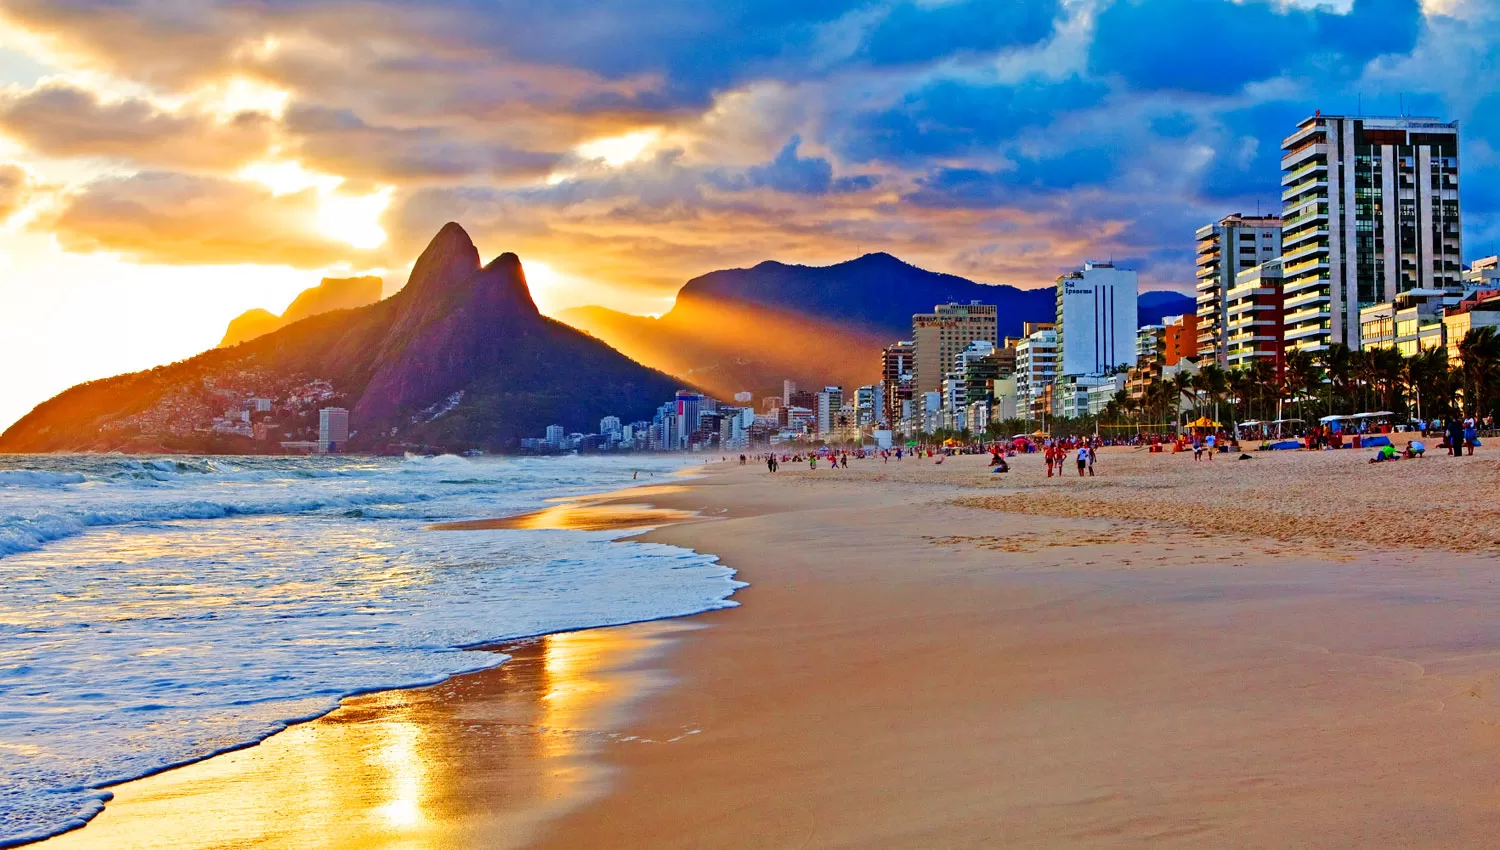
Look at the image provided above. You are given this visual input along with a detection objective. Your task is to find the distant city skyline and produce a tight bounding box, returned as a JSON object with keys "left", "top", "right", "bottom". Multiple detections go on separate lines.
{"left": 4, "top": 0, "right": 1500, "bottom": 431}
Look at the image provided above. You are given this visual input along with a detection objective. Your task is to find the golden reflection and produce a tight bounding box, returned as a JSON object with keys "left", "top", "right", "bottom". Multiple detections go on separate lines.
{"left": 428, "top": 502, "right": 696, "bottom": 533}
{"left": 36, "top": 621, "right": 686, "bottom": 850}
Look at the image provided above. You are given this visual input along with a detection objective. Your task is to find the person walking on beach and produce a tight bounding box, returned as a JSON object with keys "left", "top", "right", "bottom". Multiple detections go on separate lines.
{"left": 1075, "top": 444, "right": 1090, "bottom": 477}
{"left": 1464, "top": 419, "right": 1478, "bottom": 456}
{"left": 1205, "top": 432, "right": 1216, "bottom": 460}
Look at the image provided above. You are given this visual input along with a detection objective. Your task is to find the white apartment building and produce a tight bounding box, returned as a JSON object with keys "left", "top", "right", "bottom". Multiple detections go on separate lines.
{"left": 1280, "top": 114, "right": 1461, "bottom": 352}
{"left": 1014, "top": 326, "right": 1057, "bottom": 419}
{"left": 1195, "top": 214, "right": 1283, "bottom": 363}
{"left": 1055, "top": 262, "right": 1137, "bottom": 377}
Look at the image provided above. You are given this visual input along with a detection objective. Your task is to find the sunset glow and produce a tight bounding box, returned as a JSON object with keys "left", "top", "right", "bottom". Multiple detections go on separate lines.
{"left": 1, "top": 0, "right": 1499, "bottom": 432}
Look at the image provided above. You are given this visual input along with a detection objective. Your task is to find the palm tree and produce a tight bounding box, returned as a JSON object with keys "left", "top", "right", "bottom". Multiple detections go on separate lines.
{"left": 1282, "top": 349, "right": 1322, "bottom": 422}
{"left": 1170, "top": 371, "right": 1193, "bottom": 427}
{"left": 1321, "top": 342, "right": 1353, "bottom": 416}
{"left": 1403, "top": 346, "right": 1450, "bottom": 422}
{"left": 1198, "top": 363, "right": 1229, "bottom": 424}
{"left": 1457, "top": 326, "right": 1500, "bottom": 420}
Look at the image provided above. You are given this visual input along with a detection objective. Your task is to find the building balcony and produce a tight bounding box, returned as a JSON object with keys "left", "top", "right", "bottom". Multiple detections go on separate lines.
{"left": 1282, "top": 224, "right": 1328, "bottom": 248}
{"left": 1280, "top": 142, "right": 1327, "bottom": 171}
{"left": 1285, "top": 327, "right": 1332, "bottom": 346}
{"left": 1284, "top": 287, "right": 1331, "bottom": 310}
{"left": 1284, "top": 256, "right": 1329, "bottom": 278}
{"left": 1282, "top": 178, "right": 1327, "bottom": 203}
{"left": 1282, "top": 197, "right": 1327, "bottom": 222}
{"left": 1281, "top": 160, "right": 1328, "bottom": 186}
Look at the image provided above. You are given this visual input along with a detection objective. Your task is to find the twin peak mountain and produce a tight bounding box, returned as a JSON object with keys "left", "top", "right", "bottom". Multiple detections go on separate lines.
{"left": 0, "top": 223, "right": 1192, "bottom": 452}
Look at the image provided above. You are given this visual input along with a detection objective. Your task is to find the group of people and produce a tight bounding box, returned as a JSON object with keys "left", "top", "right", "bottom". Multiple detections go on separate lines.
{"left": 1041, "top": 436, "right": 1099, "bottom": 478}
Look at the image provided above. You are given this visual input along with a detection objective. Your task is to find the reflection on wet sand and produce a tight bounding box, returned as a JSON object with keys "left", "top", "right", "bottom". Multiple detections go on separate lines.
{"left": 429, "top": 502, "right": 697, "bottom": 533}
{"left": 39, "top": 621, "right": 695, "bottom": 850}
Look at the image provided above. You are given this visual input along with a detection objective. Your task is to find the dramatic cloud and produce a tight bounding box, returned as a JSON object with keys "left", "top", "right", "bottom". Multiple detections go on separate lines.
{"left": 0, "top": 81, "right": 276, "bottom": 171}
{"left": 1089, "top": 0, "right": 1423, "bottom": 95}
{"left": 0, "top": 0, "right": 1496, "bottom": 295}
{"left": 44, "top": 171, "right": 386, "bottom": 268}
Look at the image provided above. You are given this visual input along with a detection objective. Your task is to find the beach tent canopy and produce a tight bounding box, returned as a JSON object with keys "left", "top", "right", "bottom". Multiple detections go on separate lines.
{"left": 1187, "top": 416, "right": 1221, "bottom": 428}
{"left": 1031, "top": 430, "right": 1049, "bottom": 437}
{"left": 1317, "top": 414, "right": 1346, "bottom": 423}
{"left": 905, "top": 440, "right": 918, "bottom": 446}
{"left": 1240, "top": 420, "right": 1262, "bottom": 427}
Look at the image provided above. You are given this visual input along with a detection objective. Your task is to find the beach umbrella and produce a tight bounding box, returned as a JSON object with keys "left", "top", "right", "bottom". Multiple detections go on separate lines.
{"left": 1031, "top": 429, "right": 1048, "bottom": 437}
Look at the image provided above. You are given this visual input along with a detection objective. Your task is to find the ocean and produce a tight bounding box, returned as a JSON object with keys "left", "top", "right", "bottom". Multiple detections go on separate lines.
{"left": 0, "top": 453, "right": 742, "bottom": 846}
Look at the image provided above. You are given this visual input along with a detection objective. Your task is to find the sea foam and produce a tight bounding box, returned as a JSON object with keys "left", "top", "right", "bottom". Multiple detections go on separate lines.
{"left": 0, "top": 454, "right": 740, "bottom": 846}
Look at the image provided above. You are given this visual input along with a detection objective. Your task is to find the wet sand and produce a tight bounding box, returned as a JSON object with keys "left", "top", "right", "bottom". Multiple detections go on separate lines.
{"left": 428, "top": 502, "right": 697, "bottom": 533}
{"left": 38, "top": 621, "right": 701, "bottom": 850}
{"left": 35, "top": 449, "right": 1500, "bottom": 848}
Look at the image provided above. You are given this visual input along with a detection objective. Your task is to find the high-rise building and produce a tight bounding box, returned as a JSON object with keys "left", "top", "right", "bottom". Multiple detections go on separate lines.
{"left": 544, "top": 424, "right": 565, "bottom": 447}
{"left": 318, "top": 407, "right": 349, "bottom": 452}
{"left": 1014, "top": 324, "right": 1056, "bottom": 420}
{"left": 911, "top": 302, "right": 998, "bottom": 394}
{"left": 1224, "top": 260, "right": 1286, "bottom": 372}
{"left": 1055, "top": 262, "right": 1137, "bottom": 377}
{"left": 599, "top": 415, "right": 623, "bottom": 443}
{"left": 782, "top": 379, "right": 797, "bottom": 406}
{"left": 673, "top": 391, "right": 702, "bottom": 449}
{"left": 1195, "top": 214, "right": 1283, "bottom": 363}
{"left": 816, "top": 386, "right": 843, "bottom": 436}
{"left": 880, "top": 340, "right": 915, "bottom": 428}
{"left": 1280, "top": 113, "right": 1461, "bottom": 352}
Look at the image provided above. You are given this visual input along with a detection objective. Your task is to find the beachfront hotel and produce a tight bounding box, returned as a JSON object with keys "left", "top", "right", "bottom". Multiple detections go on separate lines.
{"left": 1054, "top": 262, "right": 1137, "bottom": 378}
{"left": 1280, "top": 113, "right": 1462, "bottom": 353}
{"left": 911, "top": 302, "right": 999, "bottom": 395}
{"left": 1195, "top": 214, "right": 1283, "bottom": 364}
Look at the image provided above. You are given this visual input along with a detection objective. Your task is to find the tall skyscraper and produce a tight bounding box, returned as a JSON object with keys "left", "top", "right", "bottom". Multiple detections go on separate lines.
{"left": 1280, "top": 113, "right": 1461, "bottom": 352}
{"left": 911, "top": 302, "right": 998, "bottom": 395}
{"left": 1195, "top": 214, "right": 1282, "bottom": 363}
{"left": 1055, "top": 263, "right": 1137, "bottom": 377}
{"left": 318, "top": 407, "right": 349, "bottom": 452}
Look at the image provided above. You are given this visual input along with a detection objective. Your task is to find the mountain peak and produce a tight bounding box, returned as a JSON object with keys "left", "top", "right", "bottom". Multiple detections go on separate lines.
{"left": 401, "top": 222, "right": 481, "bottom": 303}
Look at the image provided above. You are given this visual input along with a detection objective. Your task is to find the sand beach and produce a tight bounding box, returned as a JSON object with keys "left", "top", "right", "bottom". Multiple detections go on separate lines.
{"left": 36, "top": 446, "right": 1500, "bottom": 848}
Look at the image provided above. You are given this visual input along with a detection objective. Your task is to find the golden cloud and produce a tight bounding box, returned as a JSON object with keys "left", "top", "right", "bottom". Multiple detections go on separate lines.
{"left": 41, "top": 171, "right": 387, "bottom": 268}
{"left": 0, "top": 81, "right": 277, "bottom": 171}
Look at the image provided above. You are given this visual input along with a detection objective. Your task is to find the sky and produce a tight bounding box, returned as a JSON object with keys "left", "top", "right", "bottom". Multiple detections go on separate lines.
{"left": 1, "top": 0, "right": 1499, "bottom": 431}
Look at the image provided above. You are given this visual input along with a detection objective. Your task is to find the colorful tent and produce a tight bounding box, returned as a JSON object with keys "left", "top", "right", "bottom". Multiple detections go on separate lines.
{"left": 1187, "top": 416, "right": 1221, "bottom": 428}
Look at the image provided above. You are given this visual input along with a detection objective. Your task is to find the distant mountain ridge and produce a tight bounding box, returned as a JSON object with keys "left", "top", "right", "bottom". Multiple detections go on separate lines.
{"left": 1, "top": 224, "right": 684, "bottom": 453}
{"left": 559, "top": 253, "right": 1193, "bottom": 398}
{"left": 219, "top": 276, "right": 383, "bottom": 347}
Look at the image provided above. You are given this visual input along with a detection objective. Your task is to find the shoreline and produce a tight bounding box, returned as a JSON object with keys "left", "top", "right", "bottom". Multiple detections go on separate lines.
{"left": 32, "top": 448, "right": 1500, "bottom": 847}
{"left": 21, "top": 471, "right": 732, "bottom": 849}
